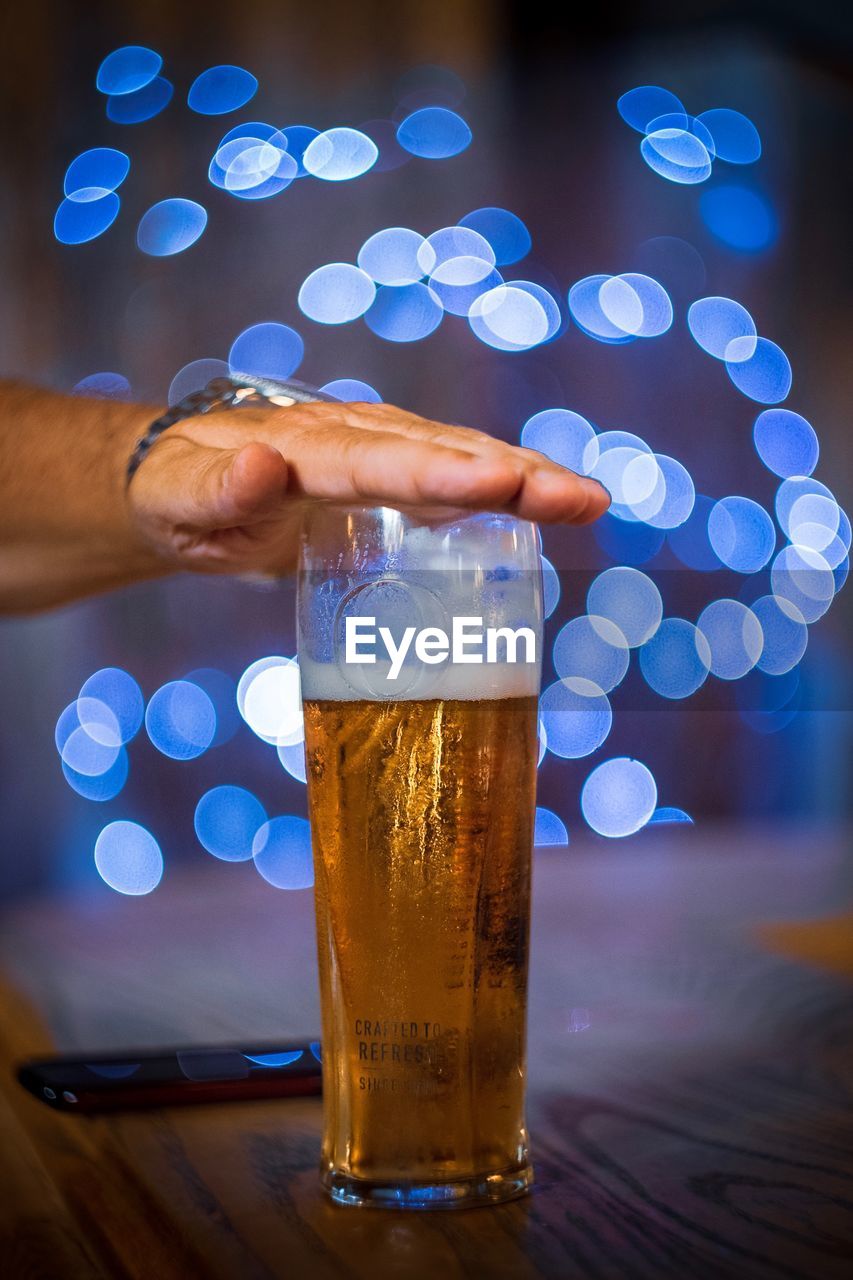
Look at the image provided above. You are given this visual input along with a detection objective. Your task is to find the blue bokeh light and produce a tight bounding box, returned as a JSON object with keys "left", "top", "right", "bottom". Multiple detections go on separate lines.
{"left": 539, "top": 678, "right": 612, "bottom": 759}
{"left": 298, "top": 264, "right": 376, "bottom": 324}
{"left": 726, "top": 337, "right": 792, "bottom": 404}
{"left": 598, "top": 273, "right": 673, "bottom": 338}
{"left": 237, "top": 657, "right": 303, "bottom": 746}
{"left": 687, "top": 296, "right": 757, "bottom": 361}
{"left": 319, "top": 378, "right": 381, "bottom": 403}
{"left": 568, "top": 275, "right": 635, "bottom": 345}
{"left": 253, "top": 816, "right": 314, "bottom": 889}
{"left": 79, "top": 668, "right": 144, "bottom": 744}
{"left": 668, "top": 494, "right": 721, "bottom": 571}
{"left": 137, "top": 199, "right": 207, "bottom": 257}
{"left": 245, "top": 1051, "right": 304, "bottom": 1068}
{"left": 707, "top": 496, "right": 776, "bottom": 573}
{"left": 419, "top": 226, "right": 493, "bottom": 274}
{"left": 145, "top": 681, "right": 216, "bottom": 760}
{"left": 770, "top": 544, "right": 835, "bottom": 624}
{"left": 194, "top": 786, "right": 267, "bottom": 862}
{"left": 469, "top": 285, "right": 549, "bottom": 351}
{"left": 458, "top": 207, "right": 531, "bottom": 266}
{"left": 521, "top": 409, "right": 597, "bottom": 474}
{"left": 534, "top": 807, "right": 569, "bottom": 847}
{"left": 229, "top": 322, "right": 304, "bottom": 379}
{"left": 581, "top": 757, "right": 658, "bottom": 838}
{"left": 188, "top": 65, "right": 258, "bottom": 115}
{"left": 303, "top": 129, "right": 378, "bottom": 181}
{"left": 62, "top": 750, "right": 128, "bottom": 802}
{"left": 750, "top": 594, "right": 808, "bottom": 675}
{"left": 73, "top": 372, "right": 131, "bottom": 400}
{"left": 96, "top": 46, "right": 162, "bottom": 96}
{"left": 509, "top": 281, "right": 561, "bottom": 342}
{"left": 541, "top": 555, "right": 561, "bottom": 619}
{"left": 648, "top": 807, "right": 694, "bottom": 825}
{"left": 168, "top": 358, "right": 230, "bottom": 407}
{"left": 277, "top": 739, "right": 307, "bottom": 783}
{"left": 640, "top": 130, "right": 712, "bottom": 184}
{"left": 209, "top": 137, "right": 297, "bottom": 200}
{"left": 645, "top": 455, "right": 695, "bottom": 529}
{"left": 553, "top": 615, "right": 630, "bottom": 694}
{"left": 429, "top": 260, "right": 501, "bottom": 317}
{"left": 700, "top": 186, "right": 777, "bottom": 253}
{"left": 60, "top": 722, "right": 120, "bottom": 776}
{"left": 107, "top": 76, "right": 173, "bottom": 124}
{"left": 696, "top": 109, "right": 761, "bottom": 164}
{"left": 639, "top": 618, "right": 711, "bottom": 699}
{"left": 365, "top": 283, "right": 443, "bottom": 342}
{"left": 94, "top": 821, "right": 163, "bottom": 895}
{"left": 273, "top": 125, "right": 320, "bottom": 177}
{"left": 185, "top": 668, "right": 240, "bottom": 747}
{"left": 65, "top": 149, "right": 129, "bottom": 198}
{"left": 753, "top": 409, "right": 819, "bottom": 478}
{"left": 54, "top": 193, "right": 120, "bottom": 245}
{"left": 396, "top": 107, "right": 472, "bottom": 158}
{"left": 594, "top": 512, "right": 666, "bottom": 565}
{"left": 775, "top": 476, "right": 835, "bottom": 540}
{"left": 586, "top": 567, "right": 662, "bottom": 647}
{"left": 617, "top": 85, "right": 685, "bottom": 133}
{"left": 358, "top": 227, "right": 429, "bottom": 285}
{"left": 645, "top": 112, "right": 716, "bottom": 157}
{"left": 697, "top": 599, "right": 764, "bottom": 679}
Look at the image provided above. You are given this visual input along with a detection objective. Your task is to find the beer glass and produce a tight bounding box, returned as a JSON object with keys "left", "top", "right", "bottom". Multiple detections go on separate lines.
{"left": 297, "top": 505, "right": 543, "bottom": 1209}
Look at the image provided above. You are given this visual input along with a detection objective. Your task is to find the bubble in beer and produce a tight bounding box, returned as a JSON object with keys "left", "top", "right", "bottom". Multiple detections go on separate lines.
{"left": 107, "top": 76, "right": 173, "bottom": 124}
{"left": 581, "top": 757, "right": 657, "bottom": 837}
{"left": 188, "top": 65, "right": 258, "bottom": 115}
{"left": 137, "top": 199, "right": 207, "bottom": 257}
{"left": 534, "top": 807, "right": 569, "bottom": 846}
{"left": 396, "top": 107, "right": 472, "bottom": 158}
{"left": 194, "top": 786, "right": 267, "bottom": 862}
{"left": 96, "top": 46, "right": 162, "bottom": 96}
{"left": 253, "top": 816, "right": 314, "bottom": 889}
{"left": 94, "top": 821, "right": 163, "bottom": 895}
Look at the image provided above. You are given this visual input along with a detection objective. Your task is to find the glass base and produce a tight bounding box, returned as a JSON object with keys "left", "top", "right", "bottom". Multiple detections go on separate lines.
{"left": 322, "top": 1163, "right": 533, "bottom": 1210}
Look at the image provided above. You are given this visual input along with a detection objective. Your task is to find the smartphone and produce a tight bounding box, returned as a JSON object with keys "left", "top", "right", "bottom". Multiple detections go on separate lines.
{"left": 17, "top": 1039, "right": 322, "bottom": 1113}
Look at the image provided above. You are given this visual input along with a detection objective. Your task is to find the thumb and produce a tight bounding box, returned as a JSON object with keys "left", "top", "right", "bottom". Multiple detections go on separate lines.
{"left": 131, "top": 436, "right": 290, "bottom": 530}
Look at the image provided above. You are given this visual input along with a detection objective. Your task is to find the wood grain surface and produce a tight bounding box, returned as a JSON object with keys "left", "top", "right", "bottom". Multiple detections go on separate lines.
{"left": 1, "top": 826, "right": 852, "bottom": 1279}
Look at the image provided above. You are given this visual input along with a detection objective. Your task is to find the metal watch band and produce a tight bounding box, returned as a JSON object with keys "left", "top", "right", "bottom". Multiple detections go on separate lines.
{"left": 125, "top": 374, "right": 337, "bottom": 487}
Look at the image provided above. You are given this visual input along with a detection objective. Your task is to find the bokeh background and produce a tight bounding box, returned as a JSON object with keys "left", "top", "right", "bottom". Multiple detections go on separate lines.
{"left": 0, "top": 0, "right": 850, "bottom": 900}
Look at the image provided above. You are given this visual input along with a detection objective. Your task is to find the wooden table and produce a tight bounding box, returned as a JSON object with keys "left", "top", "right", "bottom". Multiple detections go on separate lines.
{"left": 1, "top": 826, "right": 852, "bottom": 1279}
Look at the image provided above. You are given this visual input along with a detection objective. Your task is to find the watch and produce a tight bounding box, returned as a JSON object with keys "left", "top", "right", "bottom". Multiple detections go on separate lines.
{"left": 126, "top": 373, "right": 338, "bottom": 487}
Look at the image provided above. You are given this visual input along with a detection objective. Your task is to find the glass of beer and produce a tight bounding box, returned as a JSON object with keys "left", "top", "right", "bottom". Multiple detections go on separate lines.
{"left": 297, "top": 505, "right": 543, "bottom": 1209}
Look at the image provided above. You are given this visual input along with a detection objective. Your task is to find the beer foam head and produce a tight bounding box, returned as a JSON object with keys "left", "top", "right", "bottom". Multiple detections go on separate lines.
{"left": 298, "top": 651, "right": 540, "bottom": 701}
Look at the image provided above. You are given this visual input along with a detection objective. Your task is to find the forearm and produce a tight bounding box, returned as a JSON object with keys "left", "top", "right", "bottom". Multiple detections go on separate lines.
{"left": 0, "top": 381, "right": 170, "bottom": 612}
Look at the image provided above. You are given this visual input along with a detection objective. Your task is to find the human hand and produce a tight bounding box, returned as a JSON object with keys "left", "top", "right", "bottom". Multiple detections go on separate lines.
{"left": 128, "top": 400, "right": 609, "bottom": 574}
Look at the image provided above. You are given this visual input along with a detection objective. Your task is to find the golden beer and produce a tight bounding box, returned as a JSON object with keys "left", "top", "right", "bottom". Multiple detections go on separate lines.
{"left": 303, "top": 693, "right": 538, "bottom": 1205}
